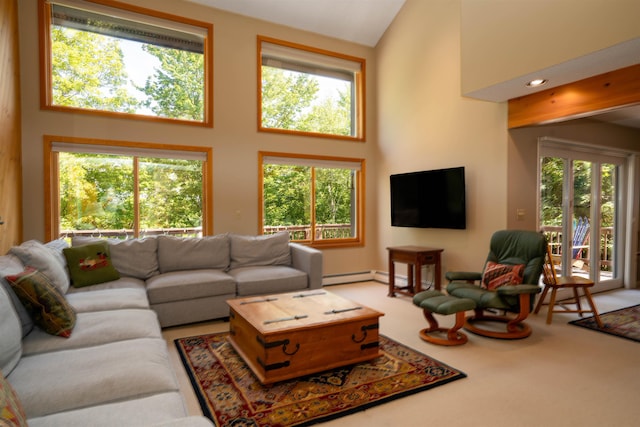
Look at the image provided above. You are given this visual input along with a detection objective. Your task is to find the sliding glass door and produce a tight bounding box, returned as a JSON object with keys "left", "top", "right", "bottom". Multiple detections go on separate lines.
{"left": 539, "top": 142, "right": 626, "bottom": 292}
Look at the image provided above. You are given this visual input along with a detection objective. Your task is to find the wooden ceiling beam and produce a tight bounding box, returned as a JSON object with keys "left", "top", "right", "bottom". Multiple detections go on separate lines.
{"left": 508, "top": 63, "right": 640, "bottom": 129}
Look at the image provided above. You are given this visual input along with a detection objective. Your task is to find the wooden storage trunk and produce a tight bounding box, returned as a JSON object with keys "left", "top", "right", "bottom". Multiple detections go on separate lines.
{"left": 227, "top": 290, "right": 384, "bottom": 384}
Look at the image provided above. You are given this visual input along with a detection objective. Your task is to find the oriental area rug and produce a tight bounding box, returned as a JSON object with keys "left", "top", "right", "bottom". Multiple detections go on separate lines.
{"left": 175, "top": 332, "right": 466, "bottom": 427}
{"left": 569, "top": 304, "right": 640, "bottom": 343}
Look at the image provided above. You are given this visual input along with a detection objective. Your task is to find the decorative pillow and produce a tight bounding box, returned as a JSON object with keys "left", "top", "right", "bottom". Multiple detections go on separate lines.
{"left": 9, "top": 240, "right": 70, "bottom": 294}
{"left": 157, "top": 235, "right": 229, "bottom": 273}
{"left": 63, "top": 242, "right": 120, "bottom": 288}
{"left": 229, "top": 232, "right": 291, "bottom": 269}
{"left": 72, "top": 237, "right": 160, "bottom": 279}
{"left": 0, "top": 372, "right": 28, "bottom": 427}
{"left": 0, "top": 254, "right": 34, "bottom": 338}
{"left": 482, "top": 261, "right": 525, "bottom": 290}
{"left": 5, "top": 267, "right": 77, "bottom": 338}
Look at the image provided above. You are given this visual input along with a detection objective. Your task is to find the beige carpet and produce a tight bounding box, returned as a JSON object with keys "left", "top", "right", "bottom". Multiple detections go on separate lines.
{"left": 163, "top": 282, "right": 640, "bottom": 427}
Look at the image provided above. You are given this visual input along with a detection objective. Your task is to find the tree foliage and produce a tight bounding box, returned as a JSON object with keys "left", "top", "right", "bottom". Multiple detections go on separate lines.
{"left": 59, "top": 153, "right": 202, "bottom": 233}
{"left": 53, "top": 30, "right": 356, "bottom": 236}
{"left": 263, "top": 164, "right": 354, "bottom": 235}
{"left": 138, "top": 158, "right": 203, "bottom": 229}
{"left": 261, "top": 67, "right": 352, "bottom": 136}
{"left": 540, "top": 157, "right": 615, "bottom": 228}
{"left": 263, "top": 165, "right": 310, "bottom": 226}
{"left": 261, "top": 67, "right": 319, "bottom": 130}
{"left": 315, "top": 168, "right": 353, "bottom": 224}
{"left": 59, "top": 153, "right": 134, "bottom": 231}
{"left": 137, "top": 46, "right": 205, "bottom": 121}
{"left": 51, "top": 28, "right": 139, "bottom": 112}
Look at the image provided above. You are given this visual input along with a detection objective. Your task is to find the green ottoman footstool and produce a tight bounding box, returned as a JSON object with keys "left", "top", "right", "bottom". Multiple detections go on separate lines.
{"left": 413, "top": 290, "right": 476, "bottom": 346}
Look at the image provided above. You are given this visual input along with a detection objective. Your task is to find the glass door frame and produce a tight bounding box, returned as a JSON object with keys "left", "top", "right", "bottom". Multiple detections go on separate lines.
{"left": 538, "top": 137, "right": 636, "bottom": 292}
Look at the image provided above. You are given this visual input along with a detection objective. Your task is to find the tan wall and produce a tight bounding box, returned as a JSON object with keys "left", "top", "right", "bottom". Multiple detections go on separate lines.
{"left": 0, "top": 0, "right": 23, "bottom": 253}
{"left": 16, "top": 0, "right": 378, "bottom": 276}
{"left": 375, "top": 0, "right": 510, "bottom": 276}
{"left": 460, "top": 0, "right": 640, "bottom": 94}
{"left": 15, "top": 0, "right": 640, "bottom": 282}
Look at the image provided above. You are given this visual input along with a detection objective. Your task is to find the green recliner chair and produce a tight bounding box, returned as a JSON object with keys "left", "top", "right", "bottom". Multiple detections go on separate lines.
{"left": 446, "top": 230, "right": 547, "bottom": 339}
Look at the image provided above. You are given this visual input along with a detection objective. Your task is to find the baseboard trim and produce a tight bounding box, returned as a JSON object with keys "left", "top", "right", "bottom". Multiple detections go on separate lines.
{"left": 322, "top": 270, "right": 433, "bottom": 288}
{"left": 322, "top": 271, "right": 376, "bottom": 286}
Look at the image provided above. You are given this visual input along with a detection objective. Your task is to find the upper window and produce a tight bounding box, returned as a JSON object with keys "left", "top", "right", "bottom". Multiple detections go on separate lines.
{"left": 44, "top": 135, "right": 213, "bottom": 240}
{"left": 258, "top": 36, "right": 366, "bottom": 141}
{"left": 259, "top": 152, "right": 365, "bottom": 248}
{"left": 39, "top": 0, "right": 213, "bottom": 126}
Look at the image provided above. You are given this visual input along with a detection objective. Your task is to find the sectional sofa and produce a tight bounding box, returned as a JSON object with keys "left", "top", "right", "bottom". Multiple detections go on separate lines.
{"left": 0, "top": 232, "right": 323, "bottom": 426}
{"left": 70, "top": 232, "right": 323, "bottom": 327}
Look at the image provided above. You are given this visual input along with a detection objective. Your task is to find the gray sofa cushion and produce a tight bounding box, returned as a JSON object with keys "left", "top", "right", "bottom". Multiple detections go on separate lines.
{"left": 65, "top": 276, "right": 146, "bottom": 294}
{"left": 22, "top": 309, "right": 161, "bottom": 356}
{"left": 65, "top": 287, "right": 149, "bottom": 313}
{"left": 146, "top": 270, "right": 236, "bottom": 304}
{"left": 26, "top": 392, "right": 194, "bottom": 427}
{"left": 9, "top": 338, "right": 179, "bottom": 418}
{"left": 229, "top": 232, "right": 291, "bottom": 269}
{"left": 0, "top": 285, "right": 22, "bottom": 375}
{"left": 157, "top": 235, "right": 229, "bottom": 273}
{"left": 230, "top": 265, "right": 308, "bottom": 296}
{"left": 151, "top": 295, "right": 234, "bottom": 328}
{"left": 0, "top": 254, "right": 33, "bottom": 336}
{"left": 72, "top": 237, "right": 160, "bottom": 280}
{"left": 9, "top": 240, "right": 70, "bottom": 294}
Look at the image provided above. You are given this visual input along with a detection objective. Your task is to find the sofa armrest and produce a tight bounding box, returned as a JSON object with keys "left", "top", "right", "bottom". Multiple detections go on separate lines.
{"left": 289, "top": 243, "right": 323, "bottom": 289}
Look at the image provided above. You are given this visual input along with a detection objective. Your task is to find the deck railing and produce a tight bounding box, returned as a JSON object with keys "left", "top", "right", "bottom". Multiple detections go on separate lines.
{"left": 540, "top": 225, "right": 614, "bottom": 270}
{"left": 60, "top": 227, "right": 202, "bottom": 239}
{"left": 60, "top": 224, "right": 353, "bottom": 241}
{"left": 264, "top": 224, "right": 353, "bottom": 240}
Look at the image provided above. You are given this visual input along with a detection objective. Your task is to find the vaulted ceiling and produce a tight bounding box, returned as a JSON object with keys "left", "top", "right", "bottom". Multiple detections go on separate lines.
{"left": 184, "top": 0, "right": 640, "bottom": 129}
{"left": 185, "top": 0, "right": 406, "bottom": 47}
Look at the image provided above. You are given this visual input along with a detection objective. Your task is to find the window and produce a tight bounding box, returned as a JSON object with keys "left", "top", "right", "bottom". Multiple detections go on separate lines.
{"left": 258, "top": 36, "right": 365, "bottom": 141}
{"left": 40, "top": 0, "right": 213, "bottom": 126}
{"left": 44, "top": 135, "right": 213, "bottom": 240}
{"left": 259, "top": 152, "right": 365, "bottom": 247}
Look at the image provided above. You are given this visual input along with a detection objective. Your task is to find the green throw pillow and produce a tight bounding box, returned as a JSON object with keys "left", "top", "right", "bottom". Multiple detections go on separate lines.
{"left": 5, "top": 267, "right": 77, "bottom": 338}
{"left": 63, "top": 242, "right": 120, "bottom": 288}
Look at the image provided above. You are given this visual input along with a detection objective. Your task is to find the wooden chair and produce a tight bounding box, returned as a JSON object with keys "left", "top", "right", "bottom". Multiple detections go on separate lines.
{"left": 534, "top": 244, "right": 603, "bottom": 327}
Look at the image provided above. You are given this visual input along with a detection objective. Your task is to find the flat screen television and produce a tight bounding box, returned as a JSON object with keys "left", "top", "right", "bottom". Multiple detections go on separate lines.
{"left": 390, "top": 166, "right": 466, "bottom": 229}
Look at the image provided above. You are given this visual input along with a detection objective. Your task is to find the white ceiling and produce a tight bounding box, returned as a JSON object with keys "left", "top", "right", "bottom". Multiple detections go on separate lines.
{"left": 184, "top": 0, "right": 640, "bottom": 129}
{"left": 185, "top": 0, "right": 407, "bottom": 47}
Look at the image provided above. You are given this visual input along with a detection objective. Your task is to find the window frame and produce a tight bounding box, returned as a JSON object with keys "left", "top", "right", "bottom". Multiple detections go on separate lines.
{"left": 39, "top": 0, "right": 214, "bottom": 127}
{"left": 257, "top": 36, "right": 366, "bottom": 141}
{"left": 259, "top": 151, "right": 365, "bottom": 248}
{"left": 44, "top": 134, "right": 214, "bottom": 240}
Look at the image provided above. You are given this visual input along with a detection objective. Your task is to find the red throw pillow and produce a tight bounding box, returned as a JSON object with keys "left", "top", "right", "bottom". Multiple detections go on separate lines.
{"left": 482, "top": 261, "right": 525, "bottom": 290}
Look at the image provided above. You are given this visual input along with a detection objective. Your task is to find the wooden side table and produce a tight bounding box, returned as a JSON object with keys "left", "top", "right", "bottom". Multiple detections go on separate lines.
{"left": 387, "top": 246, "right": 443, "bottom": 297}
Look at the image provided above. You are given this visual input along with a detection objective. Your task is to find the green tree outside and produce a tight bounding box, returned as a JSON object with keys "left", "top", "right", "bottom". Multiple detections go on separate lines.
{"left": 261, "top": 67, "right": 352, "bottom": 136}
{"left": 53, "top": 30, "right": 355, "bottom": 238}
{"left": 51, "top": 28, "right": 139, "bottom": 113}
{"left": 59, "top": 153, "right": 134, "bottom": 231}
{"left": 137, "top": 46, "right": 205, "bottom": 121}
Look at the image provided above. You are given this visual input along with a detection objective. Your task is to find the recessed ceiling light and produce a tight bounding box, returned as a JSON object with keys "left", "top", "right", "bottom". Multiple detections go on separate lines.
{"left": 526, "top": 79, "right": 548, "bottom": 88}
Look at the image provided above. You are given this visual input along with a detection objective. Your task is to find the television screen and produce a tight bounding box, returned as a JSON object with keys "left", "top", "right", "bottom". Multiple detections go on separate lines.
{"left": 390, "top": 167, "right": 466, "bottom": 229}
